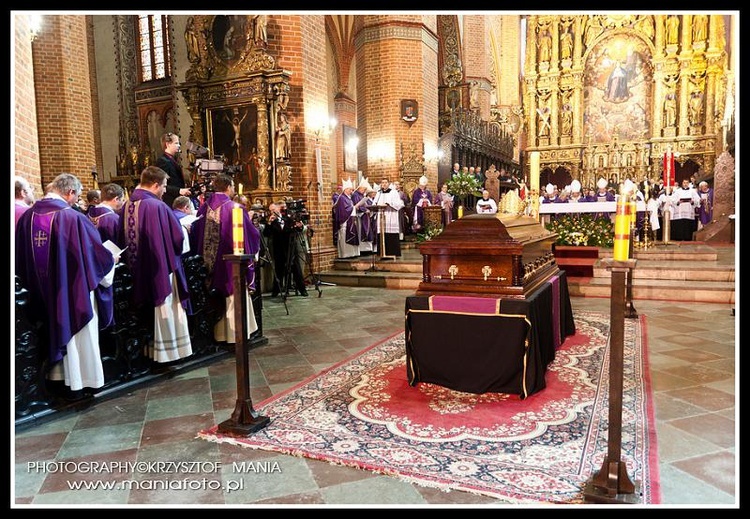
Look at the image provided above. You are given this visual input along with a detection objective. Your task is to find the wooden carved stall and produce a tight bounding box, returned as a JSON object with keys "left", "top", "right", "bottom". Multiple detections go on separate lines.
{"left": 435, "top": 15, "right": 519, "bottom": 189}
{"left": 178, "top": 14, "right": 291, "bottom": 207}
{"left": 524, "top": 14, "right": 730, "bottom": 191}
{"left": 14, "top": 254, "right": 253, "bottom": 428}
{"left": 437, "top": 108, "right": 518, "bottom": 189}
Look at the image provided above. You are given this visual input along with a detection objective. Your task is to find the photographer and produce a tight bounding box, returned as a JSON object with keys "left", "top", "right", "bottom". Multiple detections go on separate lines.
{"left": 263, "top": 201, "right": 308, "bottom": 297}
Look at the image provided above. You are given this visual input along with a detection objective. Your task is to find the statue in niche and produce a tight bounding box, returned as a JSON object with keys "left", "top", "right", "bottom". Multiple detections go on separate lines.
{"left": 664, "top": 92, "right": 677, "bottom": 127}
{"left": 560, "top": 18, "right": 573, "bottom": 60}
{"left": 665, "top": 15, "right": 680, "bottom": 45}
{"left": 537, "top": 26, "right": 552, "bottom": 63}
{"left": 185, "top": 17, "right": 201, "bottom": 63}
{"left": 275, "top": 112, "right": 291, "bottom": 160}
{"left": 253, "top": 15, "right": 268, "bottom": 47}
{"left": 561, "top": 104, "right": 573, "bottom": 136}
{"left": 693, "top": 14, "right": 708, "bottom": 43}
{"left": 689, "top": 91, "right": 704, "bottom": 126}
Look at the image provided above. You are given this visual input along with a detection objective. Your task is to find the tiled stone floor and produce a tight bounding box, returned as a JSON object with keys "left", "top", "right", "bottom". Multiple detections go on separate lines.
{"left": 14, "top": 270, "right": 737, "bottom": 507}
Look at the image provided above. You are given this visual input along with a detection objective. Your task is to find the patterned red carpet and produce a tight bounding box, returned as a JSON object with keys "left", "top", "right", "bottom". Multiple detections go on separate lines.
{"left": 199, "top": 311, "right": 661, "bottom": 504}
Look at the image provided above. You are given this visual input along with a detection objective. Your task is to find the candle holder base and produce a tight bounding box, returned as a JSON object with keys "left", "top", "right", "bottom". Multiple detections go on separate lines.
{"left": 218, "top": 399, "right": 270, "bottom": 437}
{"left": 218, "top": 415, "right": 270, "bottom": 436}
{"left": 583, "top": 480, "right": 642, "bottom": 504}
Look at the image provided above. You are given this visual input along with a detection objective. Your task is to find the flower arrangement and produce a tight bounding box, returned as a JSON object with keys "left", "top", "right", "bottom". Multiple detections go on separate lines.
{"left": 415, "top": 226, "right": 443, "bottom": 243}
{"left": 545, "top": 213, "right": 614, "bottom": 247}
{"left": 445, "top": 172, "right": 483, "bottom": 207}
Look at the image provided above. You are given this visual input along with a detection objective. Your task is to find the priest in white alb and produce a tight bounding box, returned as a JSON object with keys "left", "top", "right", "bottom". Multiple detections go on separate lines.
{"left": 374, "top": 177, "right": 404, "bottom": 257}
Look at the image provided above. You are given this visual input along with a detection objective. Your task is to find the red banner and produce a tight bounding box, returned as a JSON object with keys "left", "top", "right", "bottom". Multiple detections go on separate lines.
{"left": 663, "top": 152, "right": 675, "bottom": 187}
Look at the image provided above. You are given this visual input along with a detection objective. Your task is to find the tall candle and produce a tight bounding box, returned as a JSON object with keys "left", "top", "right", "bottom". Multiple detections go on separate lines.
{"left": 613, "top": 195, "right": 631, "bottom": 261}
{"left": 232, "top": 205, "right": 244, "bottom": 255}
{"left": 238, "top": 183, "right": 243, "bottom": 195}
{"left": 529, "top": 151, "right": 540, "bottom": 193}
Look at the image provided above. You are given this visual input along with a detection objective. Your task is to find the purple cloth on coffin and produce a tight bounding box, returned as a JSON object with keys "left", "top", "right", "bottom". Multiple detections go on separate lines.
{"left": 118, "top": 188, "right": 191, "bottom": 311}
{"left": 548, "top": 273, "right": 561, "bottom": 349}
{"left": 15, "top": 197, "right": 115, "bottom": 363}
{"left": 428, "top": 295, "right": 501, "bottom": 315}
{"left": 192, "top": 192, "right": 261, "bottom": 297}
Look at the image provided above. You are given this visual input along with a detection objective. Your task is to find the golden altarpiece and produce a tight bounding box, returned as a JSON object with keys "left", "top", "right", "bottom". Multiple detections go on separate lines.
{"left": 523, "top": 14, "right": 729, "bottom": 192}
{"left": 176, "top": 14, "right": 292, "bottom": 206}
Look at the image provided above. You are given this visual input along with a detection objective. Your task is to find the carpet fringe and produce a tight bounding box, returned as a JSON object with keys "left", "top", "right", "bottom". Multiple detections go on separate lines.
{"left": 197, "top": 429, "right": 559, "bottom": 504}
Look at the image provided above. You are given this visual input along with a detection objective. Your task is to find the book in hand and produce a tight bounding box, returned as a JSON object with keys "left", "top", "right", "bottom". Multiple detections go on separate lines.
{"left": 102, "top": 240, "right": 128, "bottom": 258}
{"left": 179, "top": 213, "right": 202, "bottom": 226}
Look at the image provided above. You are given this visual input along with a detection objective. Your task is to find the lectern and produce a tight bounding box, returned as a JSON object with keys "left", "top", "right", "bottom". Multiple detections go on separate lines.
{"left": 371, "top": 204, "right": 397, "bottom": 260}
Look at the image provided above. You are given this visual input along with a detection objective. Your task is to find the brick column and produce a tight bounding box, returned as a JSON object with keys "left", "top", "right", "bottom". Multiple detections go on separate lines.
{"left": 354, "top": 15, "right": 439, "bottom": 184}
{"left": 334, "top": 93, "right": 357, "bottom": 187}
{"left": 32, "top": 15, "right": 97, "bottom": 190}
{"left": 271, "top": 14, "right": 337, "bottom": 270}
{"left": 462, "top": 15, "right": 491, "bottom": 119}
{"left": 13, "top": 14, "right": 42, "bottom": 191}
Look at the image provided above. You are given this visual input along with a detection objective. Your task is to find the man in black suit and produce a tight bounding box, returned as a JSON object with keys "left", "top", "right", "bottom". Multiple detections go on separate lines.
{"left": 262, "top": 202, "right": 308, "bottom": 297}
{"left": 156, "top": 132, "right": 192, "bottom": 208}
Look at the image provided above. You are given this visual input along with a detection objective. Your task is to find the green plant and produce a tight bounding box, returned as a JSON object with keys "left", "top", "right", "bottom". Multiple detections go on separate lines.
{"left": 445, "top": 172, "right": 483, "bottom": 207}
{"left": 545, "top": 213, "right": 615, "bottom": 247}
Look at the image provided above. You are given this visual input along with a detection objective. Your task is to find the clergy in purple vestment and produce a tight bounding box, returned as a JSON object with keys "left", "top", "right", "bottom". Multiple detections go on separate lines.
{"left": 15, "top": 173, "right": 115, "bottom": 391}
{"left": 351, "top": 177, "right": 374, "bottom": 254}
{"left": 87, "top": 182, "right": 125, "bottom": 245}
{"left": 361, "top": 189, "right": 377, "bottom": 245}
{"left": 696, "top": 181, "right": 714, "bottom": 228}
{"left": 118, "top": 166, "right": 193, "bottom": 363}
{"left": 332, "top": 179, "right": 359, "bottom": 259}
{"left": 192, "top": 174, "right": 261, "bottom": 342}
{"left": 411, "top": 175, "right": 434, "bottom": 232}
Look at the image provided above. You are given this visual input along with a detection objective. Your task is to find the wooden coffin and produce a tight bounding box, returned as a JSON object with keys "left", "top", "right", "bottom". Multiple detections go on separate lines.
{"left": 416, "top": 213, "right": 558, "bottom": 298}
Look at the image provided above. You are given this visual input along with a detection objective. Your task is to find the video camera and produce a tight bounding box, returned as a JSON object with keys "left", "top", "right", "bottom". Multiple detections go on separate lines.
{"left": 189, "top": 154, "right": 242, "bottom": 197}
{"left": 284, "top": 198, "right": 310, "bottom": 225}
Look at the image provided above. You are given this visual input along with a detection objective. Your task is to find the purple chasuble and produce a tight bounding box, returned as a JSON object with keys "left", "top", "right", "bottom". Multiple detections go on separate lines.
{"left": 15, "top": 197, "right": 115, "bottom": 364}
{"left": 411, "top": 187, "right": 433, "bottom": 229}
{"left": 192, "top": 192, "right": 261, "bottom": 297}
{"left": 332, "top": 193, "right": 359, "bottom": 246}
{"left": 88, "top": 205, "right": 121, "bottom": 245}
{"left": 351, "top": 191, "right": 373, "bottom": 241}
{"left": 118, "top": 188, "right": 190, "bottom": 310}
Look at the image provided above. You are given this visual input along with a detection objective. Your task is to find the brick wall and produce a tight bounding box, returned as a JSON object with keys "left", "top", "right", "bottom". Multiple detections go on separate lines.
{"left": 32, "top": 15, "right": 97, "bottom": 191}
{"left": 355, "top": 15, "right": 439, "bottom": 186}
{"left": 13, "top": 14, "right": 42, "bottom": 191}
{"left": 270, "top": 15, "right": 337, "bottom": 271}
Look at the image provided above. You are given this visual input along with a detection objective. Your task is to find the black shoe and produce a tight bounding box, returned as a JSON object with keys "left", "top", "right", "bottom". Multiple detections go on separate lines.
{"left": 299, "top": 290, "right": 309, "bottom": 297}
{"left": 271, "top": 291, "right": 279, "bottom": 297}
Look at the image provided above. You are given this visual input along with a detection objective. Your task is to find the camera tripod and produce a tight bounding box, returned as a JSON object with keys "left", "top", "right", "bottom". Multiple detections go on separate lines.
{"left": 282, "top": 226, "right": 322, "bottom": 298}
{"left": 258, "top": 231, "right": 289, "bottom": 315}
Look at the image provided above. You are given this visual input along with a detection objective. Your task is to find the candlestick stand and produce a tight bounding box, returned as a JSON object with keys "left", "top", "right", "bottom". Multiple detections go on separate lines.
{"left": 583, "top": 258, "right": 641, "bottom": 504}
{"left": 217, "top": 253, "right": 270, "bottom": 436}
